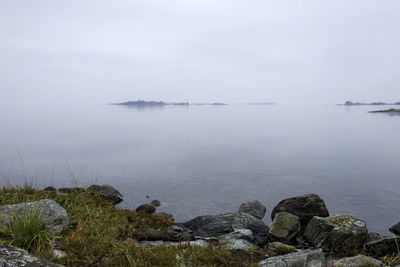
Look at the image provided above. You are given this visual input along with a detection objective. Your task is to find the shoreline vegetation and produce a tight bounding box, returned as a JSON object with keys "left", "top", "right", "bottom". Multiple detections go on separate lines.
{"left": 0, "top": 185, "right": 400, "bottom": 266}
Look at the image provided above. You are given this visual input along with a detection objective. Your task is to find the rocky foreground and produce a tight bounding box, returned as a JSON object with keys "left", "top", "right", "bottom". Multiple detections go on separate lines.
{"left": 1, "top": 186, "right": 400, "bottom": 266}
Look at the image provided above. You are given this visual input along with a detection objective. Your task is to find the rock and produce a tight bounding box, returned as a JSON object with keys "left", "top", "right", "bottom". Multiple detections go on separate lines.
{"left": 364, "top": 237, "right": 400, "bottom": 257}
{"left": 170, "top": 225, "right": 194, "bottom": 241}
{"left": 238, "top": 200, "right": 266, "bottom": 219}
{"left": 0, "top": 199, "right": 69, "bottom": 237}
{"left": 52, "top": 249, "right": 67, "bottom": 259}
{"left": 58, "top": 187, "right": 85, "bottom": 194}
{"left": 183, "top": 212, "right": 269, "bottom": 245}
{"left": 219, "top": 229, "right": 255, "bottom": 250}
{"left": 328, "top": 255, "right": 387, "bottom": 267}
{"left": 87, "top": 185, "right": 123, "bottom": 205}
{"left": 271, "top": 194, "right": 329, "bottom": 228}
{"left": 304, "top": 214, "right": 368, "bottom": 252}
{"left": 141, "top": 240, "right": 208, "bottom": 247}
{"left": 136, "top": 203, "right": 156, "bottom": 214}
{"left": 151, "top": 199, "right": 161, "bottom": 207}
{"left": 0, "top": 243, "right": 63, "bottom": 266}
{"left": 268, "top": 242, "right": 296, "bottom": 254}
{"left": 366, "top": 232, "right": 388, "bottom": 243}
{"left": 390, "top": 221, "right": 400, "bottom": 235}
{"left": 259, "top": 249, "right": 326, "bottom": 267}
{"left": 154, "top": 212, "right": 173, "bottom": 220}
{"left": 269, "top": 212, "right": 300, "bottom": 243}
{"left": 43, "top": 186, "right": 57, "bottom": 192}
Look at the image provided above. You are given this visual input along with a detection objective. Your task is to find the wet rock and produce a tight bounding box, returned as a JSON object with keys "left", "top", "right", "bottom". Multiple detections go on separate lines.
{"left": 328, "top": 255, "right": 387, "bottom": 267}
{"left": 183, "top": 212, "right": 269, "bottom": 245}
{"left": 238, "top": 200, "right": 266, "bottom": 219}
{"left": 269, "top": 212, "right": 300, "bottom": 243}
{"left": 87, "top": 185, "right": 123, "bottom": 205}
{"left": 58, "top": 187, "right": 85, "bottom": 194}
{"left": 136, "top": 203, "right": 156, "bottom": 214}
{"left": 0, "top": 243, "right": 63, "bottom": 266}
{"left": 271, "top": 194, "right": 329, "bottom": 228}
{"left": 219, "top": 229, "right": 255, "bottom": 250}
{"left": 364, "top": 237, "right": 400, "bottom": 257}
{"left": 304, "top": 214, "right": 368, "bottom": 252}
{"left": 151, "top": 199, "right": 161, "bottom": 207}
{"left": 0, "top": 199, "right": 69, "bottom": 237}
{"left": 43, "top": 186, "right": 57, "bottom": 192}
{"left": 390, "top": 221, "right": 400, "bottom": 235}
{"left": 259, "top": 249, "right": 325, "bottom": 267}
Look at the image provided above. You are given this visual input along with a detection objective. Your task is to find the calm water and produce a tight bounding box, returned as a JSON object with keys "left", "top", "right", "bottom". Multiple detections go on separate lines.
{"left": 1, "top": 103, "right": 399, "bottom": 233}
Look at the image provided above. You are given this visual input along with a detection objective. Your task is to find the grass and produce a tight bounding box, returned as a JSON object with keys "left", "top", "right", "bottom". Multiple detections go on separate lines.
{"left": 0, "top": 185, "right": 262, "bottom": 266}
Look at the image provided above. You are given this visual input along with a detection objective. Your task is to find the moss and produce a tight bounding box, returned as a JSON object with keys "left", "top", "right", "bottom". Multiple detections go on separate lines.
{"left": 0, "top": 186, "right": 261, "bottom": 266}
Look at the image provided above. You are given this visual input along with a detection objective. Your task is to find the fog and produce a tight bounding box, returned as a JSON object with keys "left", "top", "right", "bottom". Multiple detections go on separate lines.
{"left": 1, "top": 0, "right": 399, "bottom": 105}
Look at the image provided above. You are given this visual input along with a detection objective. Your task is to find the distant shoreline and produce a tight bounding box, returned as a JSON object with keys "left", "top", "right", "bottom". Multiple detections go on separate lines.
{"left": 338, "top": 101, "right": 400, "bottom": 106}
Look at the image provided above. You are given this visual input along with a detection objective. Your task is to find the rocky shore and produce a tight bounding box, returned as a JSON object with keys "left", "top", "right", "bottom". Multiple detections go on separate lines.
{"left": 1, "top": 186, "right": 400, "bottom": 266}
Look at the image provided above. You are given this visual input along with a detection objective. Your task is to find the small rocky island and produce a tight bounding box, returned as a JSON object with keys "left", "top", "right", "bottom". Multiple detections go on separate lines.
{"left": 369, "top": 108, "right": 400, "bottom": 114}
{"left": 114, "top": 100, "right": 228, "bottom": 106}
{"left": 339, "top": 101, "right": 400, "bottom": 106}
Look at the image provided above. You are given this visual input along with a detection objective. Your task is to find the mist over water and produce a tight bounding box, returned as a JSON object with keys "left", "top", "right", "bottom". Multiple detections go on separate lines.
{"left": 1, "top": 102, "right": 400, "bottom": 233}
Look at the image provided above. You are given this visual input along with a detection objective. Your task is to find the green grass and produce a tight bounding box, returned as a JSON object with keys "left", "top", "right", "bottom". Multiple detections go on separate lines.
{"left": 0, "top": 186, "right": 262, "bottom": 266}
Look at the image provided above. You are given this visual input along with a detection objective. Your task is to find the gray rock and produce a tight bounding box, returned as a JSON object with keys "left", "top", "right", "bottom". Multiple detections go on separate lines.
{"left": 183, "top": 212, "right": 269, "bottom": 245}
{"left": 58, "top": 187, "right": 85, "bottom": 194}
{"left": 328, "top": 255, "right": 387, "bottom": 267}
{"left": 268, "top": 242, "right": 296, "bottom": 254}
{"left": 219, "top": 229, "right": 255, "bottom": 250}
{"left": 0, "top": 243, "right": 63, "bottom": 266}
{"left": 52, "top": 249, "right": 67, "bottom": 259}
{"left": 366, "top": 232, "right": 388, "bottom": 243}
{"left": 269, "top": 212, "right": 301, "bottom": 243}
{"left": 259, "top": 249, "right": 326, "bottom": 267}
{"left": 238, "top": 200, "right": 266, "bottom": 219}
{"left": 271, "top": 194, "right": 329, "bottom": 228}
{"left": 304, "top": 214, "right": 368, "bottom": 252}
{"left": 87, "top": 185, "right": 123, "bottom": 205}
{"left": 141, "top": 240, "right": 208, "bottom": 247}
{"left": 154, "top": 212, "right": 173, "bottom": 220}
{"left": 43, "top": 186, "right": 57, "bottom": 192}
{"left": 136, "top": 203, "right": 156, "bottom": 214}
{"left": 151, "top": 199, "right": 161, "bottom": 207}
{"left": 364, "top": 237, "right": 400, "bottom": 257}
{"left": 390, "top": 221, "right": 400, "bottom": 235}
{"left": 0, "top": 199, "right": 69, "bottom": 237}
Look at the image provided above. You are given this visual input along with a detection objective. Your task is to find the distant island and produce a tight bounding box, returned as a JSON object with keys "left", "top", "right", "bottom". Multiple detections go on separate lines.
{"left": 339, "top": 101, "right": 400, "bottom": 106}
{"left": 369, "top": 108, "right": 400, "bottom": 114}
{"left": 113, "top": 100, "right": 228, "bottom": 106}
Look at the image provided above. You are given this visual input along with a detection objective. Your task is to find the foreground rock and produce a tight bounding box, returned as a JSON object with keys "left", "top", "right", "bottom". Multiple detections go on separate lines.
{"left": 0, "top": 243, "right": 63, "bottom": 267}
{"left": 218, "top": 229, "right": 255, "bottom": 249}
{"left": 269, "top": 212, "right": 300, "bottom": 243}
{"left": 304, "top": 214, "right": 368, "bottom": 252}
{"left": 328, "top": 255, "right": 387, "bottom": 267}
{"left": 271, "top": 194, "right": 329, "bottom": 228}
{"left": 0, "top": 199, "right": 69, "bottom": 237}
{"left": 238, "top": 200, "right": 266, "bottom": 219}
{"left": 87, "top": 185, "right": 123, "bottom": 205}
{"left": 259, "top": 249, "right": 325, "bottom": 267}
{"left": 183, "top": 212, "right": 269, "bottom": 245}
{"left": 136, "top": 203, "right": 156, "bottom": 214}
{"left": 364, "top": 237, "right": 400, "bottom": 257}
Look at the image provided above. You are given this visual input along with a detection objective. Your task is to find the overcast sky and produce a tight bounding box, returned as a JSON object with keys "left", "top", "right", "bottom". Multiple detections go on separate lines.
{"left": 1, "top": 0, "right": 399, "bottom": 105}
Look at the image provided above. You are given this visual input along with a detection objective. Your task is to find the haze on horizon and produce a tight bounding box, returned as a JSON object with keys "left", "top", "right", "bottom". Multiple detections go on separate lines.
{"left": 0, "top": 0, "right": 399, "bottom": 105}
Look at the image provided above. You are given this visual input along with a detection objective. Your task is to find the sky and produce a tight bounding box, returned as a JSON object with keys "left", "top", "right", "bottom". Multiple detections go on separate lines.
{"left": 0, "top": 0, "right": 399, "bottom": 105}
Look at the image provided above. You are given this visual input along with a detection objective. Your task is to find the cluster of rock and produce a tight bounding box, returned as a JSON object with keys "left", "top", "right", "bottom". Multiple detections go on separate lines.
{"left": 2, "top": 186, "right": 400, "bottom": 266}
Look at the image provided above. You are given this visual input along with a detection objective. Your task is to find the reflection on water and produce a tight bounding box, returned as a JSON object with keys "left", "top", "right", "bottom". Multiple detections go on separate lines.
{"left": 0, "top": 103, "right": 400, "bottom": 234}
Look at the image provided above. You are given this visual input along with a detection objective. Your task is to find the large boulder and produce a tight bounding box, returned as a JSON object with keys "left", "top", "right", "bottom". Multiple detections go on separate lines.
{"left": 183, "top": 212, "right": 269, "bottom": 245}
{"left": 238, "top": 200, "right": 266, "bottom": 219}
{"left": 304, "top": 214, "right": 368, "bottom": 252}
{"left": 328, "top": 255, "right": 387, "bottom": 267}
{"left": 259, "top": 249, "right": 326, "bottom": 267}
{"left": 136, "top": 203, "right": 156, "bottom": 214}
{"left": 0, "top": 243, "right": 63, "bottom": 266}
{"left": 271, "top": 194, "right": 329, "bottom": 228}
{"left": 390, "top": 221, "right": 400, "bottom": 235}
{"left": 0, "top": 199, "right": 69, "bottom": 237}
{"left": 87, "top": 185, "right": 123, "bottom": 205}
{"left": 269, "top": 212, "right": 300, "bottom": 243}
{"left": 218, "top": 229, "right": 255, "bottom": 250}
{"left": 364, "top": 237, "right": 400, "bottom": 257}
